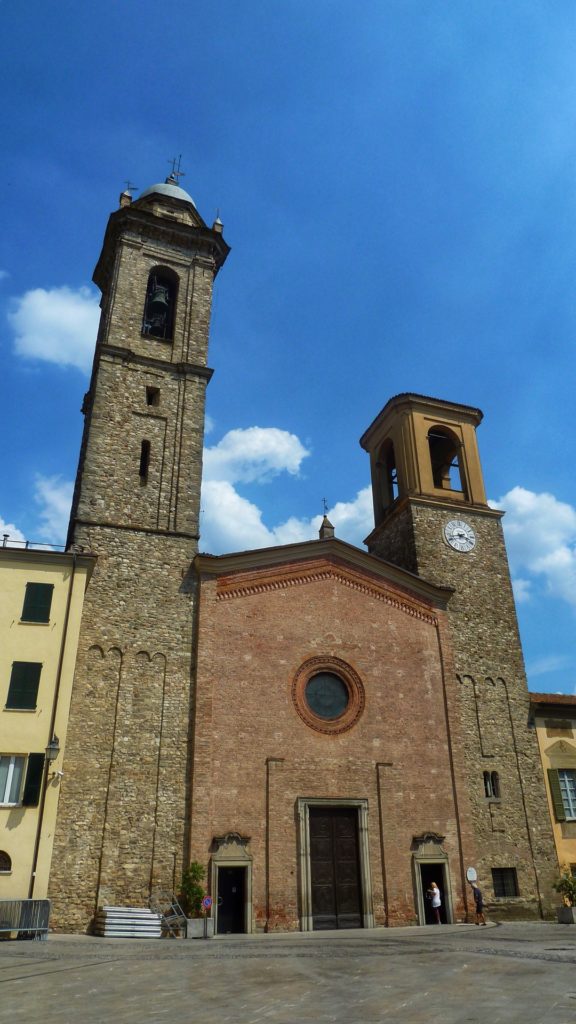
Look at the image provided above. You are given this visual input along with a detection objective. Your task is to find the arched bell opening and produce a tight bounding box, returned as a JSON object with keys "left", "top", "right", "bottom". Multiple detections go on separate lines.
{"left": 142, "top": 267, "right": 179, "bottom": 340}
{"left": 376, "top": 438, "right": 399, "bottom": 518}
{"left": 427, "top": 426, "right": 468, "bottom": 499}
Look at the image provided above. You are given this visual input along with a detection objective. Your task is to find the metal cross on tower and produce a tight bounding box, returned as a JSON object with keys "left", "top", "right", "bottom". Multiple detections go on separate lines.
{"left": 167, "top": 155, "right": 185, "bottom": 182}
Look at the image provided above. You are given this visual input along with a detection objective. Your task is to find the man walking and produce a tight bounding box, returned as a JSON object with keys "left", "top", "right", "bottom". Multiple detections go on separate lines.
{"left": 471, "top": 882, "right": 486, "bottom": 925}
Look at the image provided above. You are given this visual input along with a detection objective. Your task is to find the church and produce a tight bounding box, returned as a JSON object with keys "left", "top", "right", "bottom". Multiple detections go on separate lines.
{"left": 48, "top": 174, "right": 558, "bottom": 932}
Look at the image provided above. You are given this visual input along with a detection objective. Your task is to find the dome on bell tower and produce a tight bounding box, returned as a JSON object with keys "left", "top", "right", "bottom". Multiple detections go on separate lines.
{"left": 138, "top": 174, "right": 196, "bottom": 207}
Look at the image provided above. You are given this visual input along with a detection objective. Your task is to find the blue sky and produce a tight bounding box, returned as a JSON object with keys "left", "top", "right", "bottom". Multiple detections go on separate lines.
{"left": 1, "top": 2, "right": 575, "bottom": 694}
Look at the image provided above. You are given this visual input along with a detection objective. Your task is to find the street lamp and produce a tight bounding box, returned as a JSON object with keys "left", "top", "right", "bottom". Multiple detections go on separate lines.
{"left": 45, "top": 734, "right": 60, "bottom": 763}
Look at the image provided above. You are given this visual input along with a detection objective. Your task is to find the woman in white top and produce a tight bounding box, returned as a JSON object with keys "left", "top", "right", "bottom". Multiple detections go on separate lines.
{"left": 427, "top": 882, "right": 441, "bottom": 924}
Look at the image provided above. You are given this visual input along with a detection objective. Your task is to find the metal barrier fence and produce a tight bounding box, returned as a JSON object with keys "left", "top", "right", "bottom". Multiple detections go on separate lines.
{"left": 0, "top": 900, "right": 51, "bottom": 940}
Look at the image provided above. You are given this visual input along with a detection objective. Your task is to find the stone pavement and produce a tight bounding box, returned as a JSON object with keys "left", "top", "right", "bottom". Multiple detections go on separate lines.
{"left": 1, "top": 922, "right": 576, "bottom": 1024}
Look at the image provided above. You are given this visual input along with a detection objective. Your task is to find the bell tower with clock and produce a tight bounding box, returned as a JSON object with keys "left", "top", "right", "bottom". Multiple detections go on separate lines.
{"left": 360, "top": 393, "right": 557, "bottom": 918}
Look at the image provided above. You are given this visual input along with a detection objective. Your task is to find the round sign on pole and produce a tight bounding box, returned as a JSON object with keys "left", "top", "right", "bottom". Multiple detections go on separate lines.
{"left": 202, "top": 896, "right": 213, "bottom": 910}
{"left": 466, "top": 867, "right": 477, "bottom": 882}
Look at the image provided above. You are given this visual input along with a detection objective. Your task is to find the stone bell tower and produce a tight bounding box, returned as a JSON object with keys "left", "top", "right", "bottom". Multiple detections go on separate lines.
{"left": 50, "top": 175, "right": 229, "bottom": 930}
{"left": 360, "top": 393, "right": 557, "bottom": 918}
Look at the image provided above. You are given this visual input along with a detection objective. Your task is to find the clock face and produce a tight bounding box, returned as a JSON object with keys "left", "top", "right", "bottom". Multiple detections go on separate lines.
{"left": 444, "top": 519, "right": 476, "bottom": 553}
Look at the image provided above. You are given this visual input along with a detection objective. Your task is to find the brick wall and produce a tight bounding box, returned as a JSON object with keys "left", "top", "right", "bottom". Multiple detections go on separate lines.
{"left": 190, "top": 557, "right": 477, "bottom": 930}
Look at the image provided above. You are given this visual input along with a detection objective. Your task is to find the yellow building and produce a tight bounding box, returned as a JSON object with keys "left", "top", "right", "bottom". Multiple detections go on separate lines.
{"left": 0, "top": 542, "right": 95, "bottom": 900}
{"left": 531, "top": 692, "right": 576, "bottom": 876}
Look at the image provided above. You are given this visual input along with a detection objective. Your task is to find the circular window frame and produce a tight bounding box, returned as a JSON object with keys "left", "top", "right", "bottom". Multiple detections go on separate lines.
{"left": 292, "top": 656, "right": 365, "bottom": 735}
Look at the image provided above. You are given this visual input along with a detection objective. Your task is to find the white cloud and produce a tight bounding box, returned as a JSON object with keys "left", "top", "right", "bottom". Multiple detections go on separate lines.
{"left": 201, "top": 480, "right": 280, "bottom": 552}
{"left": 511, "top": 577, "right": 532, "bottom": 603}
{"left": 203, "top": 427, "right": 309, "bottom": 484}
{"left": 199, "top": 425, "right": 374, "bottom": 554}
{"left": 8, "top": 285, "right": 99, "bottom": 373}
{"left": 526, "top": 654, "right": 572, "bottom": 679}
{"left": 34, "top": 476, "right": 73, "bottom": 545}
{"left": 0, "top": 517, "right": 26, "bottom": 546}
{"left": 200, "top": 425, "right": 373, "bottom": 556}
{"left": 491, "top": 486, "right": 576, "bottom": 609}
{"left": 323, "top": 487, "right": 374, "bottom": 548}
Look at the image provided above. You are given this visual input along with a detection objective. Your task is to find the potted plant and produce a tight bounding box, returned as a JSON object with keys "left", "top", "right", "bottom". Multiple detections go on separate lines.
{"left": 553, "top": 867, "right": 576, "bottom": 924}
{"left": 179, "top": 861, "right": 213, "bottom": 938}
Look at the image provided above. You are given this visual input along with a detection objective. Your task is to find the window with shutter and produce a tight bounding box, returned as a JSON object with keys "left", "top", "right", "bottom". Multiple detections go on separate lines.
{"left": 6, "top": 663, "right": 42, "bottom": 710}
{"left": 21, "top": 754, "right": 45, "bottom": 807}
{"left": 21, "top": 583, "right": 54, "bottom": 623}
{"left": 0, "top": 755, "right": 26, "bottom": 804}
{"left": 558, "top": 769, "right": 576, "bottom": 820}
{"left": 548, "top": 768, "right": 567, "bottom": 822}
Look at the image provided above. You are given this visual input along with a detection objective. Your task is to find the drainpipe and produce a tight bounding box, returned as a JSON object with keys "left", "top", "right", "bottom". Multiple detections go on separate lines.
{"left": 28, "top": 554, "right": 77, "bottom": 898}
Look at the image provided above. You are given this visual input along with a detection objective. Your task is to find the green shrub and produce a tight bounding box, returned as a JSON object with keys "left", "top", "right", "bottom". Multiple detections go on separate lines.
{"left": 179, "top": 861, "right": 206, "bottom": 917}
{"left": 553, "top": 867, "right": 576, "bottom": 907}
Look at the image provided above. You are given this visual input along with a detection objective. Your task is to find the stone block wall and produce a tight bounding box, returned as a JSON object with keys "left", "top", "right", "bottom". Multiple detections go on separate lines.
{"left": 49, "top": 529, "right": 197, "bottom": 931}
{"left": 51, "top": 193, "right": 227, "bottom": 932}
{"left": 369, "top": 498, "right": 559, "bottom": 917}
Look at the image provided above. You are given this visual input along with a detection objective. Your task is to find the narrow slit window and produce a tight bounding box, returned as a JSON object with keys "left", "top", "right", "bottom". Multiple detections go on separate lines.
{"left": 139, "top": 440, "right": 151, "bottom": 481}
{"left": 484, "top": 770, "right": 501, "bottom": 799}
{"left": 146, "top": 387, "right": 160, "bottom": 407}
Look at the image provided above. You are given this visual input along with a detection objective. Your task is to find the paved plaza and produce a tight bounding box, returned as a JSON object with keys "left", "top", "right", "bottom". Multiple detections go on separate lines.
{"left": 1, "top": 922, "right": 575, "bottom": 1024}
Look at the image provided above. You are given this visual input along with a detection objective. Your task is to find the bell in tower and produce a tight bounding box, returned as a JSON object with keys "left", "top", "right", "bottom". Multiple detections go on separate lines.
{"left": 143, "top": 274, "right": 172, "bottom": 338}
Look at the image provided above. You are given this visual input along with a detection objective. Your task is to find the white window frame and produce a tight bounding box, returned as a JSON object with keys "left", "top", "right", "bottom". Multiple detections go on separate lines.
{"left": 0, "top": 755, "right": 25, "bottom": 805}
{"left": 559, "top": 769, "right": 576, "bottom": 820}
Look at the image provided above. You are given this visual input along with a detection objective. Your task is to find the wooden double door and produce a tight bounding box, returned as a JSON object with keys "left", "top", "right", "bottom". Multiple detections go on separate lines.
{"left": 309, "top": 807, "right": 362, "bottom": 930}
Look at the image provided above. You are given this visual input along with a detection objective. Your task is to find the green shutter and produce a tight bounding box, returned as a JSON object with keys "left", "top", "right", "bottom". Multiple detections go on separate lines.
{"left": 22, "top": 754, "right": 45, "bottom": 807}
{"left": 6, "top": 662, "right": 42, "bottom": 709}
{"left": 21, "top": 583, "right": 54, "bottom": 623}
{"left": 548, "top": 768, "right": 566, "bottom": 822}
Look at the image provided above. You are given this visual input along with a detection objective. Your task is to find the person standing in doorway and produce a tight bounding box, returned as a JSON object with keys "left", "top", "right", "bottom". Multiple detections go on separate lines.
{"left": 470, "top": 882, "right": 486, "bottom": 925}
{"left": 427, "top": 882, "right": 442, "bottom": 924}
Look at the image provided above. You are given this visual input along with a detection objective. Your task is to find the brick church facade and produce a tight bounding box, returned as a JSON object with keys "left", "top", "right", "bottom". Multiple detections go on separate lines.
{"left": 49, "top": 176, "right": 558, "bottom": 932}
